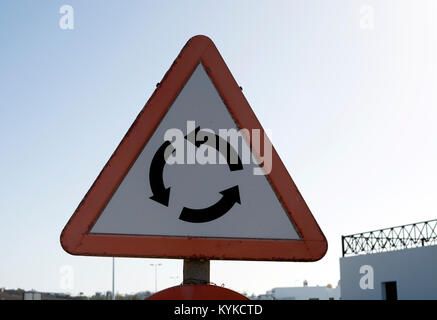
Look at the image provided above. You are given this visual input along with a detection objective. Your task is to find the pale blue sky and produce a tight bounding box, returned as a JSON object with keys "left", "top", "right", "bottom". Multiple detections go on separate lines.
{"left": 1, "top": 1, "right": 436, "bottom": 296}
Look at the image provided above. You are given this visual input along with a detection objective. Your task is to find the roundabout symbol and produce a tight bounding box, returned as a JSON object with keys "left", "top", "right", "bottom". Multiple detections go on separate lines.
{"left": 148, "top": 127, "right": 243, "bottom": 223}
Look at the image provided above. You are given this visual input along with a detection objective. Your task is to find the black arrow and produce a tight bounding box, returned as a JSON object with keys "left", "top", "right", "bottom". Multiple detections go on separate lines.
{"left": 149, "top": 141, "right": 174, "bottom": 206}
{"left": 179, "top": 185, "right": 241, "bottom": 223}
{"left": 184, "top": 126, "right": 203, "bottom": 148}
{"left": 185, "top": 127, "right": 243, "bottom": 171}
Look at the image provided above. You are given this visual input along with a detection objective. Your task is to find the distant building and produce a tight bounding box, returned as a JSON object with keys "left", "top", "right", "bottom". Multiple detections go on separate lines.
{"left": 0, "top": 289, "right": 24, "bottom": 300}
{"left": 23, "top": 291, "right": 42, "bottom": 300}
{"left": 340, "top": 219, "right": 437, "bottom": 300}
{"left": 258, "top": 282, "right": 340, "bottom": 300}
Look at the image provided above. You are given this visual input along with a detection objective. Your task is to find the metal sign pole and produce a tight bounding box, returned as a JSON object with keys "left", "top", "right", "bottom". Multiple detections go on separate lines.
{"left": 183, "top": 259, "right": 210, "bottom": 285}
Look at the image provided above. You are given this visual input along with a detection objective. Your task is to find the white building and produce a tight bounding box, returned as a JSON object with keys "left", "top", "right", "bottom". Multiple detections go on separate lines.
{"left": 340, "top": 219, "right": 437, "bottom": 300}
{"left": 258, "top": 282, "right": 340, "bottom": 300}
{"left": 23, "top": 291, "right": 42, "bottom": 300}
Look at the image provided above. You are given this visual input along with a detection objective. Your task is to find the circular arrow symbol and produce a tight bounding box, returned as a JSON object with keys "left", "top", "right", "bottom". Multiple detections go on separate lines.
{"left": 148, "top": 128, "right": 243, "bottom": 223}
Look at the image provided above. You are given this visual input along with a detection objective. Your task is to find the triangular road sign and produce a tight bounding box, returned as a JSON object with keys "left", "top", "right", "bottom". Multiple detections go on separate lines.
{"left": 61, "top": 35, "right": 327, "bottom": 261}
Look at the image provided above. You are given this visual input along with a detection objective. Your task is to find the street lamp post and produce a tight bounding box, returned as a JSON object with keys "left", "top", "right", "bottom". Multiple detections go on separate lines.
{"left": 150, "top": 263, "right": 162, "bottom": 292}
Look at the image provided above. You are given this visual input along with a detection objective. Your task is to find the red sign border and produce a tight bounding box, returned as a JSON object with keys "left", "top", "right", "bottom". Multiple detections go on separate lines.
{"left": 146, "top": 284, "right": 249, "bottom": 300}
{"left": 60, "top": 35, "right": 327, "bottom": 261}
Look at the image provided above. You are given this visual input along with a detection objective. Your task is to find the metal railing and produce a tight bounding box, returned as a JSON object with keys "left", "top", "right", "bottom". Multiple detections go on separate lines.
{"left": 342, "top": 218, "right": 437, "bottom": 257}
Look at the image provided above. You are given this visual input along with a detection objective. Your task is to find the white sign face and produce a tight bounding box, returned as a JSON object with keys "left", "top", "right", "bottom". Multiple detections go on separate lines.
{"left": 91, "top": 64, "right": 300, "bottom": 240}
